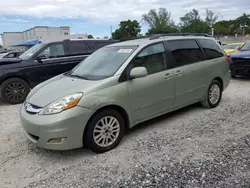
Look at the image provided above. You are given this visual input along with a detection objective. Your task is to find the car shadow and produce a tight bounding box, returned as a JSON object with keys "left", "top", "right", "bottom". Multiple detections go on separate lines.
{"left": 232, "top": 76, "right": 250, "bottom": 81}
{"left": 128, "top": 103, "right": 202, "bottom": 134}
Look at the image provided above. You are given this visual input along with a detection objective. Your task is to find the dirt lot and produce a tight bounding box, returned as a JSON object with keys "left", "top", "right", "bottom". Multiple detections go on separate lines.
{"left": 0, "top": 78, "right": 250, "bottom": 188}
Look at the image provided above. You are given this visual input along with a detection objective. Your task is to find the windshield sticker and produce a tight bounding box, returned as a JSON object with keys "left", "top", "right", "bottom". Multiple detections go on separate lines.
{"left": 118, "top": 49, "right": 133, "bottom": 53}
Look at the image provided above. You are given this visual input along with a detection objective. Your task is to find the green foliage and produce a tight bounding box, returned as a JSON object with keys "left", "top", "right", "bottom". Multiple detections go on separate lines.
{"left": 0, "top": 44, "right": 2, "bottom": 48}
{"left": 112, "top": 20, "right": 141, "bottom": 40}
{"left": 179, "top": 9, "right": 210, "bottom": 33}
{"left": 87, "top": 34, "right": 94, "bottom": 39}
{"left": 113, "top": 9, "right": 250, "bottom": 37}
{"left": 142, "top": 8, "right": 178, "bottom": 34}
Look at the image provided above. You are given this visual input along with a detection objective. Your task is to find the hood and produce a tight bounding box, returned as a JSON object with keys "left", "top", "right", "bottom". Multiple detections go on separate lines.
{"left": 230, "top": 50, "right": 250, "bottom": 58}
{"left": 27, "top": 74, "right": 101, "bottom": 107}
{"left": 0, "top": 58, "right": 22, "bottom": 66}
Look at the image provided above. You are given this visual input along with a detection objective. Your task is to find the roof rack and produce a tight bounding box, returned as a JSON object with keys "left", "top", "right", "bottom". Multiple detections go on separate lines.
{"left": 149, "top": 33, "right": 212, "bottom": 40}
{"left": 118, "top": 35, "right": 152, "bottom": 42}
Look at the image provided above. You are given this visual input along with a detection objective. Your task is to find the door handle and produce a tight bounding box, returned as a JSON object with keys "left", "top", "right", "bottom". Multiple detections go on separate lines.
{"left": 175, "top": 70, "right": 182, "bottom": 76}
{"left": 164, "top": 73, "right": 172, "bottom": 79}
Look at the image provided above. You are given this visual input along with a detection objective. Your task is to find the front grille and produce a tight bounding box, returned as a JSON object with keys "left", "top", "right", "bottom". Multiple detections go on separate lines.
{"left": 231, "top": 58, "right": 250, "bottom": 67}
{"left": 24, "top": 102, "right": 42, "bottom": 114}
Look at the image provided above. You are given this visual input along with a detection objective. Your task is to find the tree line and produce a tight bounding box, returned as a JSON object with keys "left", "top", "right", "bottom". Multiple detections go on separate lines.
{"left": 111, "top": 8, "right": 250, "bottom": 40}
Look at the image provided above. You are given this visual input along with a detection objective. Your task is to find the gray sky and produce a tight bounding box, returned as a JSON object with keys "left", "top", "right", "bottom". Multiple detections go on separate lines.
{"left": 0, "top": 0, "right": 249, "bottom": 23}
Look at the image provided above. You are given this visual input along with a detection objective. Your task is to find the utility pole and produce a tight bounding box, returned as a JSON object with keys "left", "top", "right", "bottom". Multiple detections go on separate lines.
{"left": 110, "top": 25, "right": 113, "bottom": 39}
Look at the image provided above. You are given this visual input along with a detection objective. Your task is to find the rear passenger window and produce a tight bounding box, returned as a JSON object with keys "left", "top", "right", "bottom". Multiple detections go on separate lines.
{"left": 198, "top": 39, "right": 224, "bottom": 59}
{"left": 168, "top": 40, "right": 204, "bottom": 67}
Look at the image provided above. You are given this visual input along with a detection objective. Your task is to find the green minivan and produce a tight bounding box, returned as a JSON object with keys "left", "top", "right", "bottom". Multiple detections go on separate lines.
{"left": 20, "top": 34, "right": 230, "bottom": 153}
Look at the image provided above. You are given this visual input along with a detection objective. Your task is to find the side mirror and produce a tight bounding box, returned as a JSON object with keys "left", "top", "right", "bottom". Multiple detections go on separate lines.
{"left": 36, "top": 54, "right": 46, "bottom": 62}
{"left": 130, "top": 67, "right": 148, "bottom": 79}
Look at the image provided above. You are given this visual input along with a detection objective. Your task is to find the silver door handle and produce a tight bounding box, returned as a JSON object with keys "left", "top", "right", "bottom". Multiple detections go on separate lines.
{"left": 175, "top": 70, "right": 182, "bottom": 76}
{"left": 164, "top": 73, "right": 172, "bottom": 79}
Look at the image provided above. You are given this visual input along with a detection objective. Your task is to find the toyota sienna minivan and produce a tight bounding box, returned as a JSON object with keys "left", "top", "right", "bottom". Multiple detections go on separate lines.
{"left": 20, "top": 34, "right": 230, "bottom": 153}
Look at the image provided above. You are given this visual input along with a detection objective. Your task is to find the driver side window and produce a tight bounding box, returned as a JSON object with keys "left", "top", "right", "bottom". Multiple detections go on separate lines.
{"left": 131, "top": 43, "right": 167, "bottom": 75}
{"left": 38, "top": 44, "right": 65, "bottom": 59}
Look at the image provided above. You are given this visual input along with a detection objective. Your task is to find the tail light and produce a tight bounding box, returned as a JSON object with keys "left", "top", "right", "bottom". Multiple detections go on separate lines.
{"left": 225, "top": 55, "right": 231, "bottom": 64}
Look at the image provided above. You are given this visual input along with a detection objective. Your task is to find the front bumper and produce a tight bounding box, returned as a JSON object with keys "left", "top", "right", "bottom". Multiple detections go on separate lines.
{"left": 230, "top": 65, "right": 250, "bottom": 76}
{"left": 20, "top": 104, "right": 94, "bottom": 150}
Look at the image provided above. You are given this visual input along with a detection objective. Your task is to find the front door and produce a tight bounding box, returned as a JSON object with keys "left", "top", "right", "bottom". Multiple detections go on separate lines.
{"left": 127, "top": 43, "right": 175, "bottom": 123}
{"left": 31, "top": 43, "right": 80, "bottom": 85}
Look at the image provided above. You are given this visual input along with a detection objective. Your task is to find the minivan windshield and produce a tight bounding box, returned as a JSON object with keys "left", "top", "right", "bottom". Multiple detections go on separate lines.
{"left": 19, "top": 43, "right": 46, "bottom": 60}
{"left": 240, "top": 42, "right": 250, "bottom": 51}
{"left": 69, "top": 46, "right": 137, "bottom": 80}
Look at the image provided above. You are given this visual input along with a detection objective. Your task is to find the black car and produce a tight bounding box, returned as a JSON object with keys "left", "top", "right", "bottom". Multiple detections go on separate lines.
{"left": 0, "top": 39, "right": 117, "bottom": 104}
{"left": 229, "top": 41, "right": 250, "bottom": 78}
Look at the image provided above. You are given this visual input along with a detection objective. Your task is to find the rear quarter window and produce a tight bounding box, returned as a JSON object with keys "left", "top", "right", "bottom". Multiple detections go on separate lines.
{"left": 198, "top": 39, "right": 224, "bottom": 60}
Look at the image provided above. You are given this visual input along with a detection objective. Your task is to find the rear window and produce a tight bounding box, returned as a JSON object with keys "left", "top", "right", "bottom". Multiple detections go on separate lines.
{"left": 168, "top": 39, "right": 204, "bottom": 67}
{"left": 198, "top": 39, "right": 224, "bottom": 59}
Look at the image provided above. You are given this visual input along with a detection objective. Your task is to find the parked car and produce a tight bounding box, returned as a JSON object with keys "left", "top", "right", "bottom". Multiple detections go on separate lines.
{"left": 20, "top": 34, "right": 230, "bottom": 153}
{"left": 222, "top": 42, "right": 245, "bottom": 55}
{"left": 0, "top": 51, "right": 23, "bottom": 58}
{"left": 229, "top": 41, "right": 250, "bottom": 78}
{"left": 0, "top": 39, "right": 118, "bottom": 104}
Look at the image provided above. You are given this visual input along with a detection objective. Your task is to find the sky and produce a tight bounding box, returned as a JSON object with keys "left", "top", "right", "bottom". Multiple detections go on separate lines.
{"left": 0, "top": 0, "right": 250, "bottom": 44}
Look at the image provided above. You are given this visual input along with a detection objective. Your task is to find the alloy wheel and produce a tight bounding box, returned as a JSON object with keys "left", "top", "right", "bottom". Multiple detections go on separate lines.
{"left": 209, "top": 84, "right": 221, "bottom": 105}
{"left": 5, "top": 82, "right": 26, "bottom": 102}
{"left": 93, "top": 116, "right": 120, "bottom": 147}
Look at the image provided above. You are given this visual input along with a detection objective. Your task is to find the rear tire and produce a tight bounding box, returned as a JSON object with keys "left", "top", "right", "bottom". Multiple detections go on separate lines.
{"left": 0, "top": 78, "right": 30, "bottom": 104}
{"left": 84, "top": 109, "right": 125, "bottom": 153}
{"left": 201, "top": 80, "right": 222, "bottom": 108}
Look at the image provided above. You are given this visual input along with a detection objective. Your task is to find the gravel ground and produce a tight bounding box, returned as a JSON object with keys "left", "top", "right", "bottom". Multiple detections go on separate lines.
{"left": 0, "top": 78, "right": 250, "bottom": 188}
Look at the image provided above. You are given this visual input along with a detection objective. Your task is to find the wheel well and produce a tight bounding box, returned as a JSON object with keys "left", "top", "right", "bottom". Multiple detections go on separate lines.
{"left": 213, "top": 77, "right": 223, "bottom": 90}
{"left": 0, "top": 76, "right": 31, "bottom": 87}
{"left": 84, "top": 105, "right": 130, "bottom": 135}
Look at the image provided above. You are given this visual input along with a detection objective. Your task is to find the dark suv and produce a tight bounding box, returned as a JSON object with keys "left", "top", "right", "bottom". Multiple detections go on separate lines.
{"left": 0, "top": 39, "right": 117, "bottom": 104}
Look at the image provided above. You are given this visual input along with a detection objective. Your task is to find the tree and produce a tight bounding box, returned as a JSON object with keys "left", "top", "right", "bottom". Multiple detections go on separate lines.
{"left": 180, "top": 9, "right": 210, "bottom": 33}
{"left": 180, "top": 9, "right": 200, "bottom": 27}
{"left": 205, "top": 9, "right": 218, "bottom": 27}
{"left": 87, "top": 34, "right": 94, "bottom": 39}
{"left": 142, "top": 8, "right": 178, "bottom": 34}
{"left": 112, "top": 20, "right": 141, "bottom": 40}
{"left": 213, "top": 21, "right": 231, "bottom": 35}
{"left": 0, "top": 44, "right": 2, "bottom": 49}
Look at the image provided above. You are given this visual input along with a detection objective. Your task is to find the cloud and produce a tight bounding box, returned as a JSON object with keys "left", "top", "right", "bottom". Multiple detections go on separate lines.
{"left": 0, "top": 0, "right": 249, "bottom": 26}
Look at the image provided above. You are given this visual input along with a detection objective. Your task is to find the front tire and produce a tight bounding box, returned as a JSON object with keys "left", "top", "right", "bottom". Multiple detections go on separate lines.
{"left": 84, "top": 109, "right": 125, "bottom": 153}
{"left": 0, "top": 78, "right": 30, "bottom": 104}
{"left": 201, "top": 80, "right": 222, "bottom": 108}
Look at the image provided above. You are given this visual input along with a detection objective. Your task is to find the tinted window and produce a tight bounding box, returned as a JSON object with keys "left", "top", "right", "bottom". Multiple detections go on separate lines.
{"left": 39, "top": 44, "right": 65, "bottom": 59}
{"left": 168, "top": 40, "right": 204, "bottom": 67}
{"left": 67, "top": 40, "right": 117, "bottom": 55}
{"left": 198, "top": 39, "right": 224, "bottom": 59}
{"left": 131, "top": 43, "right": 167, "bottom": 75}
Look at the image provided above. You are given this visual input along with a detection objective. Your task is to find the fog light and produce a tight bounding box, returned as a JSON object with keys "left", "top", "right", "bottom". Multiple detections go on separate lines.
{"left": 48, "top": 137, "right": 66, "bottom": 143}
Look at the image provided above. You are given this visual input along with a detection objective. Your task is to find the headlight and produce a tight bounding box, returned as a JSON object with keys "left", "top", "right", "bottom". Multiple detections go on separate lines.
{"left": 39, "top": 93, "right": 83, "bottom": 115}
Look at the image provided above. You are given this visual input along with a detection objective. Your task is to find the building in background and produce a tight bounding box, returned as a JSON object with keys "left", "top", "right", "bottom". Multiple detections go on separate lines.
{"left": 1, "top": 26, "right": 88, "bottom": 48}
